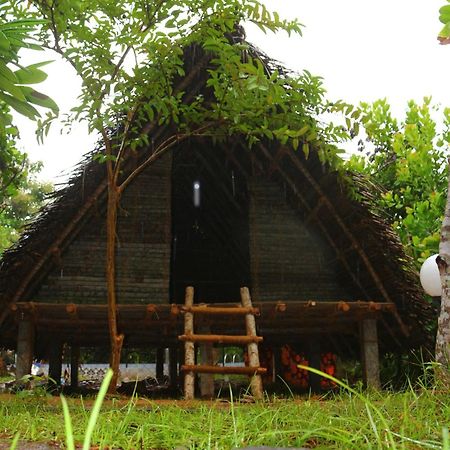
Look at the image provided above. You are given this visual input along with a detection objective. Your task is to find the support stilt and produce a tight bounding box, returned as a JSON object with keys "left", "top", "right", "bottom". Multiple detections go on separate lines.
{"left": 70, "top": 345, "right": 79, "bottom": 388}
{"left": 199, "top": 326, "right": 215, "bottom": 398}
{"left": 16, "top": 319, "right": 34, "bottom": 380}
{"left": 169, "top": 346, "right": 178, "bottom": 388}
{"left": 360, "top": 319, "right": 381, "bottom": 390}
{"left": 48, "top": 340, "right": 63, "bottom": 391}
{"left": 156, "top": 348, "right": 165, "bottom": 382}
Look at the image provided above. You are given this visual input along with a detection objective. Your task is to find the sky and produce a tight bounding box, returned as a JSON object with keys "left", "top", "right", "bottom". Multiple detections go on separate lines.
{"left": 12, "top": 0, "right": 450, "bottom": 183}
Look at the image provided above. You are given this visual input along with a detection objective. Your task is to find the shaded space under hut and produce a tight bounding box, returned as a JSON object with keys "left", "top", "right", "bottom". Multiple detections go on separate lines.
{"left": 0, "top": 39, "right": 435, "bottom": 398}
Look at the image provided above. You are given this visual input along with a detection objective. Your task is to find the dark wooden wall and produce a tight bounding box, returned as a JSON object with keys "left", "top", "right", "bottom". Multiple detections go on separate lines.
{"left": 34, "top": 155, "right": 172, "bottom": 304}
{"left": 248, "top": 178, "right": 350, "bottom": 301}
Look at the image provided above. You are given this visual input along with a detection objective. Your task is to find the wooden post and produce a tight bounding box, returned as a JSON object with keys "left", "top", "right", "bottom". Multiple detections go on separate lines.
{"left": 48, "top": 340, "right": 63, "bottom": 391}
{"left": 16, "top": 319, "right": 34, "bottom": 380}
{"left": 184, "top": 286, "right": 195, "bottom": 399}
{"left": 360, "top": 319, "right": 381, "bottom": 390}
{"left": 156, "top": 348, "right": 165, "bottom": 382}
{"left": 199, "top": 326, "right": 215, "bottom": 398}
{"left": 240, "top": 287, "right": 263, "bottom": 400}
{"left": 274, "top": 346, "right": 282, "bottom": 384}
{"left": 169, "top": 346, "right": 178, "bottom": 388}
{"left": 70, "top": 345, "right": 79, "bottom": 389}
{"left": 307, "top": 340, "right": 321, "bottom": 392}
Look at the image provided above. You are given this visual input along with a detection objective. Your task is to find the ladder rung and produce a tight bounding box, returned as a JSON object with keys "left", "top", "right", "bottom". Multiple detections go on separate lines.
{"left": 181, "top": 365, "right": 267, "bottom": 375}
{"left": 178, "top": 334, "right": 263, "bottom": 344}
{"left": 181, "top": 306, "right": 260, "bottom": 316}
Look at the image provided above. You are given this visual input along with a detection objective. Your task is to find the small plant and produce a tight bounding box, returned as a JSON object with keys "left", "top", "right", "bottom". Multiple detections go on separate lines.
{"left": 11, "top": 374, "right": 49, "bottom": 398}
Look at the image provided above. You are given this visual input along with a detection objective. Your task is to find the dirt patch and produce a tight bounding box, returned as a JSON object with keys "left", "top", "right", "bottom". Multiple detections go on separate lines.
{"left": 0, "top": 440, "right": 61, "bottom": 450}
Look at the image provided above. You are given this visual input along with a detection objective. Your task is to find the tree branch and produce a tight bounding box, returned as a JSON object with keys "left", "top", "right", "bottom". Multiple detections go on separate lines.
{"left": 118, "top": 121, "right": 220, "bottom": 194}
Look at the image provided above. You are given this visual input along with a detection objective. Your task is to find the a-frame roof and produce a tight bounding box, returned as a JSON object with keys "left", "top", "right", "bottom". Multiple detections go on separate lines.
{"left": 0, "top": 41, "right": 435, "bottom": 351}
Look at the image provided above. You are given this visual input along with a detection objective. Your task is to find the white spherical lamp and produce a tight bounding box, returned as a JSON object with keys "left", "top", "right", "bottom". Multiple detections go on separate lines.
{"left": 419, "top": 254, "right": 441, "bottom": 297}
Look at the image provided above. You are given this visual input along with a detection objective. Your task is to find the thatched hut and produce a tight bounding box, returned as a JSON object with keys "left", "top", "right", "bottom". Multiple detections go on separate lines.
{"left": 0, "top": 43, "right": 434, "bottom": 395}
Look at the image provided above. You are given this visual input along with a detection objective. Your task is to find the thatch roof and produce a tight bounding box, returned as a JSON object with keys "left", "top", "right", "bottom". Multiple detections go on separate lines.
{"left": 0, "top": 38, "right": 435, "bottom": 351}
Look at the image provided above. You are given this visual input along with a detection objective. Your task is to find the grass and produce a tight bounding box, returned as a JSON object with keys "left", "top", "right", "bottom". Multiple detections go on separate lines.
{"left": 0, "top": 372, "right": 449, "bottom": 449}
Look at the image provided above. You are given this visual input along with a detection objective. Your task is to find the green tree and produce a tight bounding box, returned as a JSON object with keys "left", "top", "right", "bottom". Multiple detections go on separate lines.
{"left": 347, "top": 99, "right": 449, "bottom": 267}
{"left": 0, "top": 166, "right": 52, "bottom": 254}
{"left": 0, "top": 2, "right": 57, "bottom": 223}
{"left": 0, "top": 8, "right": 58, "bottom": 125}
{"left": 0, "top": 101, "right": 53, "bottom": 254}
{"left": 20, "top": 0, "right": 350, "bottom": 391}
{"left": 435, "top": 2, "right": 450, "bottom": 379}
{"left": 439, "top": 2, "right": 450, "bottom": 44}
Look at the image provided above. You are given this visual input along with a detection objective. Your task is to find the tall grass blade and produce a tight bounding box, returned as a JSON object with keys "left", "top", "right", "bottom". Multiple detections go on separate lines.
{"left": 443, "top": 427, "right": 450, "bottom": 450}
{"left": 276, "top": 374, "right": 295, "bottom": 398}
{"left": 82, "top": 368, "right": 113, "bottom": 450}
{"left": 228, "top": 383, "right": 238, "bottom": 448}
{"left": 298, "top": 364, "right": 397, "bottom": 449}
{"left": 9, "top": 433, "right": 19, "bottom": 450}
{"left": 365, "top": 402, "right": 381, "bottom": 446}
{"left": 60, "top": 395, "right": 75, "bottom": 450}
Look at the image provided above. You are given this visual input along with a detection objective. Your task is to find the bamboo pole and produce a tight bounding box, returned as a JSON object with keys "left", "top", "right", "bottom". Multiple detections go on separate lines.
{"left": 241, "top": 287, "right": 264, "bottom": 400}
{"left": 181, "top": 306, "right": 259, "bottom": 315}
{"left": 183, "top": 286, "right": 195, "bottom": 400}
{"left": 179, "top": 334, "right": 263, "bottom": 344}
{"left": 181, "top": 365, "right": 267, "bottom": 375}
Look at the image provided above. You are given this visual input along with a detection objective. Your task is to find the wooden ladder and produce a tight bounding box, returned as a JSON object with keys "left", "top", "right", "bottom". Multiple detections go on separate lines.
{"left": 179, "top": 286, "right": 265, "bottom": 400}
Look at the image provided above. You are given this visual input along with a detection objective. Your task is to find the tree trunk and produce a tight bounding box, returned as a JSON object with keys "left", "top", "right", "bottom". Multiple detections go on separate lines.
{"left": 106, "top": 184, "right": 124, "bottom": 393}
{"left": 436, "top": 161, "right": 450, "bottom": 383}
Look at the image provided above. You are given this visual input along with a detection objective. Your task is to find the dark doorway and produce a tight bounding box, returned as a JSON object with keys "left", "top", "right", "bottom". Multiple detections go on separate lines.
{"left": 170, "top": 141, "right": 250, "bottom": 303}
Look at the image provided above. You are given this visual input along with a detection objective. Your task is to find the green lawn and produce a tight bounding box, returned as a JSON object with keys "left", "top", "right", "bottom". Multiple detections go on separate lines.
{"left": 1, "top": 384, "right": 449, "bottom": 449}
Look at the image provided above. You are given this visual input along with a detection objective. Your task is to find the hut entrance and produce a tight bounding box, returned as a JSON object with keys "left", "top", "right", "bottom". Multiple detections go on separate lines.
{"left": 170, "top": 142, "right": 250, "bottom": 303}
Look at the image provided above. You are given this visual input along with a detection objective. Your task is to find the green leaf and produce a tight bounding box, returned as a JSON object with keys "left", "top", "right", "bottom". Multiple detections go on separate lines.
{"left": 297, "top": 125, "right": 309, "bottom": 136}
{"left": 439, "top": 5, "right": 450, "bottom": 24}
{"left": 439, "top": 22, "right": 450, "bottom": 39}
{"left": 0, "top": 60, "right": 17, "bottom": 82}
{"left": 20, "top": 87, "right": 59, "bottom": 113}
{"left": 15, "top": 62, "right": 52, "bottom": 84}
{"left": 0, "top": 73, "right": 26, "bottom": 101}
{"left": 302, "top": 142, "right": 310, "bottom": 159}
{"left": 0, "top": 31, "right": 10, "bottom": 52}
{"left": 0, "top": 91, "right": 39, "bottom": 119}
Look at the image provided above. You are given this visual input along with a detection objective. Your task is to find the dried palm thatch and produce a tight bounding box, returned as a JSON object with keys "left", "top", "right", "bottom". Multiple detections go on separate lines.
{"left": 0, "top": 38, "right": 435, "bottom": 352}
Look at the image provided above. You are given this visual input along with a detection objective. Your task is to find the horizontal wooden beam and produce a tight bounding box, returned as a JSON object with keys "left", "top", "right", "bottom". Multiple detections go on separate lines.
{"left": 181, "top": 365, "right": 267, "bottom": 375}
{"left": 181, "top": 306, "right": 260, "bottom": 316}
{"left": 8, "top": 301, "right": 403, "bottom": 334}
{"left": 178, "top": 334, "right": 263, "bottom": 344}
{"left": 10, "top": 302, "right": 166, "bottom": 312}
{"left": 11, "top": 300, "right": 396, "bottom": 310}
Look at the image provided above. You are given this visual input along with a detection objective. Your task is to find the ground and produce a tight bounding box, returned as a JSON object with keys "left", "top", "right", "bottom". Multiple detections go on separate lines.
{"left": 0, "top": 385, "right": 449, "bottom": 449}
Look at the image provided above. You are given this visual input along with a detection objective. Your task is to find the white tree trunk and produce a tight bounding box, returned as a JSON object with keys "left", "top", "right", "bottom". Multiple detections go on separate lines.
{"left": 436, "top": 161, "right": 450, "bottom": 378}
